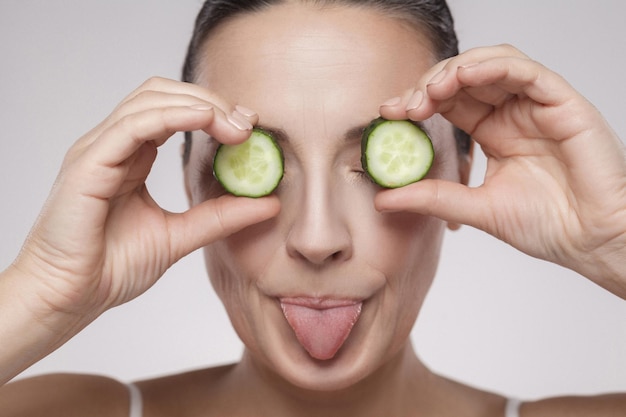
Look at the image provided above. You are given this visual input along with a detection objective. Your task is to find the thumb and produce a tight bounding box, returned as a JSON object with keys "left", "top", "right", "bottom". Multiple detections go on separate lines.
{"left": 168, "top": 195, "right": 281, "bottom": 260}
{"left": 374, "top": 179, "right": 489, "bottom": 231}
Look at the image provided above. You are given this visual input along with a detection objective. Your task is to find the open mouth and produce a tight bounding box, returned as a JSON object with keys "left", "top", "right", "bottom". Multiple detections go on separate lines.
{"left": 279, "top": 297, "right": 363, "bottom": 360}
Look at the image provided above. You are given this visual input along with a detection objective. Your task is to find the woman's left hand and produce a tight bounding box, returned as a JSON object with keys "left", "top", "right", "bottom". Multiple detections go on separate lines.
{"left": 377, "top": 44, "right": 626, "bottom": 298}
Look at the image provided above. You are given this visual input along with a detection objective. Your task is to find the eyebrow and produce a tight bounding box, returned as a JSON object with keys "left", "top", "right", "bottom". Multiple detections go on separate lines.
{"left": 255, "top": 120, "right": 430, "bottom": 146}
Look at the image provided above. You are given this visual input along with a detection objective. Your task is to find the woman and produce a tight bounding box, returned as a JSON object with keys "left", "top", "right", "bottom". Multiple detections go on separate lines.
{"left": 0, "top": 0, "right": 625, "bottom": 415}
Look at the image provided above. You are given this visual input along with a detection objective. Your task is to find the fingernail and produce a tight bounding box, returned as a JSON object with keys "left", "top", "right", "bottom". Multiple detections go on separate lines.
{"left": 228, "top": 110, "right": 253, "bottom": 131}
{"left": 234, "top": 104, "right": 257, "bottom": 117}
{"left": 405, "top": 90, "right": 424, "bottom": 111}
{"left": 190, "top": 104, "right": 214, "bottom": 111}
{"left": 427, "top": 69, "right": 447, "bottom": 86}
{"left": 381, "top": 96, "right": 402, "bottom": 107}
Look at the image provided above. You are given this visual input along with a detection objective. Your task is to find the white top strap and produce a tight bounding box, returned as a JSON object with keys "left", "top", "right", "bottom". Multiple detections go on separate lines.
{"left": 126, "top": 382, "right": 143, "bottom": 417}
{"left": 126, "top": 381, "right": 518, "bottom": 417}
{"left": 505, "top": 398, "right": 522, "bottom": 417}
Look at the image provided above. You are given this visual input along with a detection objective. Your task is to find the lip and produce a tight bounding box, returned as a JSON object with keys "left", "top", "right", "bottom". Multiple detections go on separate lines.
{"left": 278, "top": 296, "right": 363, "bottom": 310}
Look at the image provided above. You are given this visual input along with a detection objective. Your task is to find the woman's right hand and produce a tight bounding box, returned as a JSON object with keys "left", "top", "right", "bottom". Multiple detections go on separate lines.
{"left": 6, "top": 77, "right": 280, "bottom": 341}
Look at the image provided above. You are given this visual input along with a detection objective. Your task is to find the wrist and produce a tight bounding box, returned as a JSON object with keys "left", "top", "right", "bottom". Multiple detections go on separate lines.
{"left": 568, "top": 239, "right": 626, "bottom": 300}
{"left": 0, "top": 265, "right": 100, "bottom": 384}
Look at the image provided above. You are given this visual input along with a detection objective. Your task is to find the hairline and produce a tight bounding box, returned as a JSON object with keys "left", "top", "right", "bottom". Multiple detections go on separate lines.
{"left": 182, "top": 0, "right": 470, "bottom": 165}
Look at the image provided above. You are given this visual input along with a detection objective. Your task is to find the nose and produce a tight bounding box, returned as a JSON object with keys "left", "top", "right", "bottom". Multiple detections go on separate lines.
{"left": 285, "top": 178, "right": 353, "bottom": 266}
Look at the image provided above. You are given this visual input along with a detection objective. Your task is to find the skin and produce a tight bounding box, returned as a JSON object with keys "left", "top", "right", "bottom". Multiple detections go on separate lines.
{"left": 185, "top": 2, "right": 465, "bottom": 394}
{"left": 0, "top": 2, "right": 625, "bottom": 416}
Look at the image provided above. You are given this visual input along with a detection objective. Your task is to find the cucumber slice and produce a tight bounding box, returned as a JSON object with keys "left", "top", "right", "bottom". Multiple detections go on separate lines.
{"left": 361, "top": 118, "right": 434, "bottom": 188}
{"left": 213, "top": 128, "right": 284, "bottom": 197}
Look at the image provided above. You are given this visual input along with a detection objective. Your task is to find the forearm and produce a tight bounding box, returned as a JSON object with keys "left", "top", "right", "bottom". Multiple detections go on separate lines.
{"left": 0, "top": 266, "right": 95, "bottom": 385}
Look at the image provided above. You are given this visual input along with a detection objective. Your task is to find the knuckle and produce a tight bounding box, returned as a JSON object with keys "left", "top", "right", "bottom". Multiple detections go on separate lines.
{"left": 497, "top": 42, "right": 516, "bottom": 51}
{"left": 497, "top": 43, "right": 528, "bottom": 58}
{"left": 141, "top": 76, "right": 168, "bottom": 90}
{"left": 117, "top": 112, "right": 137, "bottom": 134}
{"left": 127, "top": 89, "right": 160, "bottom": 108}
{"left": 114, "top": 112, "right": 147, "bottom": 148}
{"left": 134, "top": 89, "right": 157, "bottom": 100}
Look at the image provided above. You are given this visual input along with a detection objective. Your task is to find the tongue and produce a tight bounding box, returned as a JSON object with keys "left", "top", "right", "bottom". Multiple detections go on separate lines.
{"left": 281, "top": 302, "right": 362, "bottom": 360}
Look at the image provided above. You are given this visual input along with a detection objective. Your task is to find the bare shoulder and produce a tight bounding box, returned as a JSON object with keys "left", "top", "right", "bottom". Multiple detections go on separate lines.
{"left": 0, "top": 373, "right": 130, "bottom": 417}
{"left": 523, "top": 393, "right": 626, "bottom": 417}
{"left": 135, "top": 364, "right": 238, "bottom": 417}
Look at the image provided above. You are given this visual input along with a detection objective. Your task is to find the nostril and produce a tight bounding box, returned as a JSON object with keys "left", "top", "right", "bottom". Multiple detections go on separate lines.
{"left": 331, "top": 250, "right": 346, "bottom": 262}
{"left": 286, "top": 227, "right": 352, "bottom": 266}
{"left": 289, "top": 244, "right": 347, "bottom": 266}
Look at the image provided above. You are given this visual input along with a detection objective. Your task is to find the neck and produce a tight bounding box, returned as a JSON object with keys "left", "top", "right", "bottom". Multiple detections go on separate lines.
{"left": 232, "top": 342, "right": 437, "bottom": 417}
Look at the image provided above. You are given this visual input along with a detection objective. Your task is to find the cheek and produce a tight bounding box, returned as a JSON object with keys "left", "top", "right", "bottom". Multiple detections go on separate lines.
{"left": 203, "top": 230, "right": 279, "bottom": 352}
{"left": 365, "top": 212, "right": 446, "bottom": 336}
{"left": 204, "top": 220, "right": 280, "bottom": 296}
{"left": 363, "top": 212, "right": 445, "bottom": 279}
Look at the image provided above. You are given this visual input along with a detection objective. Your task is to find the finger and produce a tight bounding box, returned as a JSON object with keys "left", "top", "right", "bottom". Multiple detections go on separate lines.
{"left": 88, "top": 105, "right": 218, "bottom": 167}
{"left": 168, "top": 194, "right": 281, "bottom": 260}
{"left": 82, "top": 78, "right": 258, "bottom": 147}
{"left": 115, "top": 141, "right": 159, "bottom": 196}
{"left": 430, "top": 44, "right": 530, "bottom": 83}
{"left": 374, "top": 179, "right": 491, "bottom": 232}
{"left": 114, "top": 102, "right": 255, "bottom": 145}
{"left": 379, "top": 89, "right": 418, "bottom": 120}
{"left": 379, "top": 44, "right": 530, "bottom": 121}
{"left": 116, "top": 89, "right": 259, "bottom": 141}
{"left": 64, "top": 106, "right": 218, "bottom": 200}
{"left": 129, "top": 79, "right": 260, "bottom": 133}
{"left": 118, "top": 77, "right": 231, "bottom": 110}
{"left": 431, "top": 57, "right": 571, "bottom": 107}
{"left": 403, "top": 59, "right": 583, "bottom": 142}
{"left": 88, "top": 103, "right": 259, "bottom": 167}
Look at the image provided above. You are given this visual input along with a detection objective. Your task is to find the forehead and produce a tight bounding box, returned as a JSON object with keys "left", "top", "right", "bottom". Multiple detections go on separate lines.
{"left": 197, "top": 3, "right": 435, "bottom": 102}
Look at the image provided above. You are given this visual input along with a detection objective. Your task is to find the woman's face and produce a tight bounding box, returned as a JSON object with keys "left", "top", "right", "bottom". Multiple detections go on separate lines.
{"left": 185, "top": 3, "right": 465, "bottom": 391}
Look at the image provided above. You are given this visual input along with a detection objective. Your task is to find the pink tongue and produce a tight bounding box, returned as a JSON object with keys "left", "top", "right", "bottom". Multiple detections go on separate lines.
{"left": 281, "top": 302, "right": 362, "bottom": 360}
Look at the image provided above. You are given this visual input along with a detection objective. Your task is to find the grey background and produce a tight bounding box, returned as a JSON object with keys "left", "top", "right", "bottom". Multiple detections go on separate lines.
{"left": 1, "top": 0, "right": 624, "bottom": 399}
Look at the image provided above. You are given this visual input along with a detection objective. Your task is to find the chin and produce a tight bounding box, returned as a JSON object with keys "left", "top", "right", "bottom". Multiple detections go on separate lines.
{"left": 263, "top": 345, "right": 381, "bottom": 392}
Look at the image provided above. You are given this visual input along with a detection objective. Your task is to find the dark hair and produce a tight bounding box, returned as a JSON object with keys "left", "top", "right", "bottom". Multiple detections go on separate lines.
{"left": 181, "top": 0, "right": 471, "bottom": 164}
